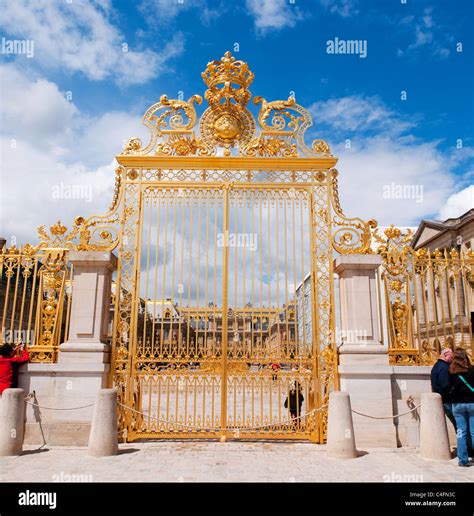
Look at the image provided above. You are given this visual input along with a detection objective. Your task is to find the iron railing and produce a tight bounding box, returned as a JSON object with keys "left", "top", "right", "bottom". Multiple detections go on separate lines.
{"left": 377, "top": 226, "right": 474, "bottom": 365}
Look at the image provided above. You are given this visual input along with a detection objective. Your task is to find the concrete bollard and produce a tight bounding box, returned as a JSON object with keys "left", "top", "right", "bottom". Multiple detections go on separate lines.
{"left": 0, "top": 388, "right": 26, "bottom": 456}
{"left": 419, "top": 392, "right": 451, "bottom": 461}
{"left": 327, "top": 391, "right": 357, "bottom": 459}
{"left": 88, "top": 388, "right": 118, "bottom": 457}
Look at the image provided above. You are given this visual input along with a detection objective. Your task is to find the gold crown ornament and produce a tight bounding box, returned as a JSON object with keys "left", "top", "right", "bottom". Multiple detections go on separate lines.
{"left": 201, "top": 51, "right": 254, "bottom": 109}
{"left": 199, "top": 51, "right": 256, "bottom": 154}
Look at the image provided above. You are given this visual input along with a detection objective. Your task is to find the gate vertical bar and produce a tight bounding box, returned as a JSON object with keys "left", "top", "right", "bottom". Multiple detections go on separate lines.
{"left": 220, "top": 183, "right": 230, "bottom": 436}
{"left": 308, "top": 185, "right": 321, "bottom": 442}
{"left": 126, "top": 183, "right": 145, "bottom": 437}
{"left": 325, "top": 177, "right": 339, "bottom": 391}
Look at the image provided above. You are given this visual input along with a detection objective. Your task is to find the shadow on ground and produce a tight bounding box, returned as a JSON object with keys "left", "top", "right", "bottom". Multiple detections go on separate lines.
{"left": 21, "top": 447, "right": 50, "bottom": 456}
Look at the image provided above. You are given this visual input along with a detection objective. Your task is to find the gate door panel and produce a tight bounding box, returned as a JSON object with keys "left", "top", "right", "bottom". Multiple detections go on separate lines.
{"left": 129, "top": 187, "right": 225, "bottom": 438}
{"left": 224, "top": 186, "right": 317, "bottom": 439}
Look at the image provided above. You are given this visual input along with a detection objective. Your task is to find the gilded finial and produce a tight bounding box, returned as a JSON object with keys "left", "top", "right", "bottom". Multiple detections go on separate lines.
{"left": 50, "top": 220, "right": 67, "bottom": 236}
{"left": 201, "top": 51, "right": 254, "bottom": 108}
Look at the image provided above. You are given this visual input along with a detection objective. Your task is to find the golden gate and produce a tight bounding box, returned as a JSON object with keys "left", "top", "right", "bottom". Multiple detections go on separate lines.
{"left": 97, "top": 52, "right": 375, "bottom": 442}
{"left": 0, "top": 52, "right": 375, "bottom": 443}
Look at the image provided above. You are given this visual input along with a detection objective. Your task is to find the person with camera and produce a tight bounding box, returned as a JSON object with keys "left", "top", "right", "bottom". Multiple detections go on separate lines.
{"left": 0, "top": 342, "right": 30, "bottom": 395}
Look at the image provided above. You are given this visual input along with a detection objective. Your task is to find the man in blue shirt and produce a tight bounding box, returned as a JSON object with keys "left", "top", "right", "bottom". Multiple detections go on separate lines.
{"left": 431, "top": 348, "right": 456, "bottom": 429}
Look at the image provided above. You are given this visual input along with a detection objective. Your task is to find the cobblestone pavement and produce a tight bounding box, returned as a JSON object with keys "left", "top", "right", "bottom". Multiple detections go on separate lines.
{"left": 1, "top": 442, "right": 473, "bottom": 483}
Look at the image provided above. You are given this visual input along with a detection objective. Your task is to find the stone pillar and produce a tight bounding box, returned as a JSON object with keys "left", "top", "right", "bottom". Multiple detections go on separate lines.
{"left": 419, "top": 393, "right": 451, "bottom": 460}
{"left": 0, "top": 389, "right": 25, "bottom": 456}
{"left": 59, "top": 250, "right": 117, "bottom": 364}
{"left": 326, "top": 391, "right": 357, "bottom": 459}
{"left": 19, "top": 251, "right": 117, "bottom": 446}
{"left": 335, "top": 255, "right": 397, "bottom": 447}
{"left": 88, "top": 389, "right": 118, "bottom": 457}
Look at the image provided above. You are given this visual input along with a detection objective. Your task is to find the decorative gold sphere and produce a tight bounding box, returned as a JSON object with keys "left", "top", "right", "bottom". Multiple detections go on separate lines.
{"left": 44, "top": 304, "right": 55, "bottom": 316}
{"left": 213, "top": 114, "right": 241, "bottom": 140}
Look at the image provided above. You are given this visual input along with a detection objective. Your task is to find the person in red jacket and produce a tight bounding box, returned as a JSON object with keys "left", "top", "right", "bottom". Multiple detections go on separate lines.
{"left": 0, "top": 343, "right": 29, "bottom": 394}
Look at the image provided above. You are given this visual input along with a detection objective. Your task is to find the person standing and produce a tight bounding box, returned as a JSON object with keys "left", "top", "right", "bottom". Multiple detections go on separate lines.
{"left": 284, "top": 380, "right": 304, "bottom": 425}
{"left": 431, "top": 348, "right": 456, "bottom": 429}
{"left": 449, "top": 348, "right": 474, "bottom": 467}
{"left": 0, "top": 343, "right": 29, "bottom": 395}
{"left": 271, "top": 363, "right": 280, "bottom": 382}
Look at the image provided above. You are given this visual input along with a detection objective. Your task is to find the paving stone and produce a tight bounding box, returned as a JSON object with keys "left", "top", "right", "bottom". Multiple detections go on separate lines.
{"left": 1, "top": 443, "right": 472, "bottom": 482}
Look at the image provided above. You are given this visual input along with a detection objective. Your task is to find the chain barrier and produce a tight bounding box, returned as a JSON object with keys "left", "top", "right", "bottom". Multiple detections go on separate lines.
{"left": 118, "top": 401, "right": 328, "bottom": 433}
{"left": 22, "top": 391, "right": 421, "bottom": 424}
{"left": 351, "top": 404, "right": 421, "bottom": 420}
{"left": 24, "top": 392, "right": 94, "bottom": 411}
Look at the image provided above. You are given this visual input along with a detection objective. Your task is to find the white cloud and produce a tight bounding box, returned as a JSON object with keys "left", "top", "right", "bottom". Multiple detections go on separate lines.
{"left": 245, "top": 0, "right": 304, "bottom": 31}
{"left": 398, "top": 7, "right": 450, "bottom": 59}
{"left": 0, "top": 64, "right": 78, "bottom": 153}
{"left": 318, "top": 0, "right": 358, "bottom": 18}
{"left": 309, "top": 95, "right": 459, "bottom": 226}
{"left": 0, "top": 65, "right": 468, "bottom": 248}
{"left": 74, "top": 111, "right": 147, "bottom": 169}
{"left": 140, "top": 0, "right": 192, "bottom": 20}
{"left": 0, "top": 138, "right": 115, "bottom": 245}
{"left": 411, "top": 24, "right": 433, "bottom": 48}
{"left": 438, "top": 185, "right": 474, "bottom": 220}
{"left": 0, "top": 64, "right": 149, "bottom": 244}
{"left": 310, "top": 95, "right": 415, "bottom": 136}
{"left": 139, "top": 0, "right": 223, "bottom": 25}
{"left": 334, "top": 138, "right": 454, "bottom": 226}
{"left": 0, "top": 0, "right": 184, "bottom": 85}
{"left": 245, "top": 0, "right": 357, "bottom": 31}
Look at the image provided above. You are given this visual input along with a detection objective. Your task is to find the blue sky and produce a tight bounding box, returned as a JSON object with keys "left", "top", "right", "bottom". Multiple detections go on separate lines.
{"left": 0, "top": 0, "right": 473, "bottom": 244}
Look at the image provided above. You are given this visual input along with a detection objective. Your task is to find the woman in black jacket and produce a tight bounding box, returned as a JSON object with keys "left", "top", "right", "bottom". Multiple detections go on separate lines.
{"left": 449, "top": 348, "right": 474, "bottom": 467}
{"left": 284, "top": 380, "right": 304, "bottom": 425}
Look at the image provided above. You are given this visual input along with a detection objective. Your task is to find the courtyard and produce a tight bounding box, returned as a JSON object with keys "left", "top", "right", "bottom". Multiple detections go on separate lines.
{"left": 1, "top": 442, "right": 472, "bottom": 483}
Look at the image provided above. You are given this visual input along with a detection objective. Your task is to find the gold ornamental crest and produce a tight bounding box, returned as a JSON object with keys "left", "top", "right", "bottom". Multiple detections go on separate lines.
{"left": 199, "top": 51, "right": 256, "bottom": 154}
{"left": 121, "top": 50, "right": 333, "bottom": 159}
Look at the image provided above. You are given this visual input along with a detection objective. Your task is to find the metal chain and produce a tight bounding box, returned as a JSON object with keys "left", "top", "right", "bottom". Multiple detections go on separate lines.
{"left": 118, "top": 401, "right": 328, "bottom": 432}
{"left": 21, "top": 391, "right": 421, "bottom": 423}
{"left": 351, "top": 404, "right": 421, "bottom": 420}
{"left": 24, "top": 399, "right": 95, "bottom": 411}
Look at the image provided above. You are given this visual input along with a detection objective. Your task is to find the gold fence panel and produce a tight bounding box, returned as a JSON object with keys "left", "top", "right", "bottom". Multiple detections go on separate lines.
{"left": 0, "top": 243, "right": 72, "bottom": 362}
{"left": 377, "top": 226, "right": 474, "bottom": 365}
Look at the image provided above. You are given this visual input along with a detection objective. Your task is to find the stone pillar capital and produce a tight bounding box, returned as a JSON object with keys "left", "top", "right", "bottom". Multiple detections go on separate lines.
{"left": 67, "top": 250, "right": 117, "bottom": 271}
{"left": 334, "top": 254, "right": 381, "bottom": 274}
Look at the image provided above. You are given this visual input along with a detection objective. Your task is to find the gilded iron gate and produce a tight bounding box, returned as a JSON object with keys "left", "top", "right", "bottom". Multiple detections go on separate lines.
{"left": 89, "top": 51, "right": 376, "bottom": 442}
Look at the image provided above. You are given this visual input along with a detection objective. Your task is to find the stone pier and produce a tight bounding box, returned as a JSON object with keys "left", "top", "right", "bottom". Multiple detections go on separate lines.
{"left": 335, "top": 254, "right": 397, "bottom": 447}
{"left": 19, "top": 251, "right": 116, "bottom": 445}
